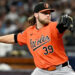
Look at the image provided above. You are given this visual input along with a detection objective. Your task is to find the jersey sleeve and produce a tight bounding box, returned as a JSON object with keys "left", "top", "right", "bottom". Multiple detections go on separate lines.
{"left": 14, "top": 30, "right": 27, "bottom": 46}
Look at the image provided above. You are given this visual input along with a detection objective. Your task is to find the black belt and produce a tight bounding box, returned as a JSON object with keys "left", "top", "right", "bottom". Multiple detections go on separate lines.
{"left": 62, "top": 62, "right": 68, "bottom": 67}
{"left": 42, "top": 62, "right": 68, "bottom": 71}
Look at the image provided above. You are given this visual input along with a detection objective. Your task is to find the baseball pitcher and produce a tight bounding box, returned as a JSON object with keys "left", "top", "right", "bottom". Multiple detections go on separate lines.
{"left": 0, "top": 2, "right": 75, "bottom": 75}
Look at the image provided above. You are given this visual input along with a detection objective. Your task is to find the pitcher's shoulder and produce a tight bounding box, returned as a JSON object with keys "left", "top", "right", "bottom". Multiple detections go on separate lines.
{"left": 48, "top": 21, "right": 58, "bottom": 29}
{"left": 49, "top": 21, "right": 58, "bottom": 25}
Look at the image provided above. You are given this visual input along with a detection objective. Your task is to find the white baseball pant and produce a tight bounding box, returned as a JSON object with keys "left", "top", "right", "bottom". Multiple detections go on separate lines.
{"left": 31, "top": 65, "right": 75, "bottom": 75}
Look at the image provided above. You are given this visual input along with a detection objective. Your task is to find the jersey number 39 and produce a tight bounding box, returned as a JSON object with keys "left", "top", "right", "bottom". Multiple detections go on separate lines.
{"left": 43, "top": 45, "right": 54, "bottom": 55}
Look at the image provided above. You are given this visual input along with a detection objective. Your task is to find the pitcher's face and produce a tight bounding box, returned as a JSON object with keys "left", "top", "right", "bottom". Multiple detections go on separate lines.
{"left": 38, "top": 11, "right": 51, "bottom": 25}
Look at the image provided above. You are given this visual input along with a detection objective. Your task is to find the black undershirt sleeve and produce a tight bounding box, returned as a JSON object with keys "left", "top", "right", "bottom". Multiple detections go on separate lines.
{"left": 14, "top": 34, "right": 18, "bottom": 43}
{"left": 56, "top": 23, "right": 67, "bottom": 33}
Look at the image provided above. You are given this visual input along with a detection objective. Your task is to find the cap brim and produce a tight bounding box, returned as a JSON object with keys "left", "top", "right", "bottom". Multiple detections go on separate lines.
{"left": 39, "top": 9, "right": 55, "bottom": 13}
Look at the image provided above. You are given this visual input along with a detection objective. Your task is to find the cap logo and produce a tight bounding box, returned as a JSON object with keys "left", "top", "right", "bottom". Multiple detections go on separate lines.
{"left": 44, "top": 3, "right": 49, "bottom": 9}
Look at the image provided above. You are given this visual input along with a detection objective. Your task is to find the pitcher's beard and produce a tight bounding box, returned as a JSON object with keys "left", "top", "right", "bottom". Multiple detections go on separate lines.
{"left": 38, "top": 17, "right": 50, "bottom": 25}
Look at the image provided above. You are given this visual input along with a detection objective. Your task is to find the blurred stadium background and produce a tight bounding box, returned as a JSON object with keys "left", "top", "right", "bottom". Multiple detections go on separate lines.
{"left": 0, "top": 0, "right": 75, "bottom": 75}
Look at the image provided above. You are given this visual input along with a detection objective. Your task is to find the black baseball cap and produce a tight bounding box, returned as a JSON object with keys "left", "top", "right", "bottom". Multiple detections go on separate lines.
{"left": 34, "top": 2, "right": 55, "bottom": 13}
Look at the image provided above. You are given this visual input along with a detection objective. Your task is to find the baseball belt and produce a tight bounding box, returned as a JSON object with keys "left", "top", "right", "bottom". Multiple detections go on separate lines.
{"left": 42, "top": 62, "right": 68, "bottom": 71}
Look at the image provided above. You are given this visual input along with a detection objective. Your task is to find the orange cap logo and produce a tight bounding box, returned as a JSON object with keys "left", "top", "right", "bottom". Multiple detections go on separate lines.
{"left": 44, "top": 3, "right": 49, "bottom": 8}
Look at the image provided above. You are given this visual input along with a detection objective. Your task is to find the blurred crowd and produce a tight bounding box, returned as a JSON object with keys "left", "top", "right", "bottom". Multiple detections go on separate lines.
{"left": 0, "top": 0, "right": 75, "bottom": 35}
{"left": 0, "top": 0, "right": 75, "bottom": 57}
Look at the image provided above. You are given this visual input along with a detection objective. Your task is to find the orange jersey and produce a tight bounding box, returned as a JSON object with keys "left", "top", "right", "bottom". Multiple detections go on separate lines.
{"left": 17, "top": 22, "right": 68, "bottom": 68}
